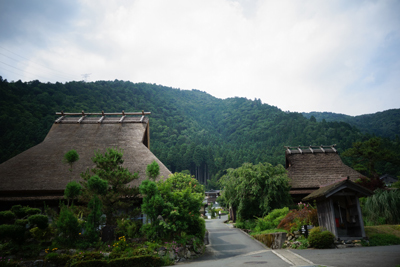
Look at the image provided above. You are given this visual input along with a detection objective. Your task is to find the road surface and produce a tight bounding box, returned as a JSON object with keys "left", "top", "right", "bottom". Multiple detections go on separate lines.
{"left": 178, "top": 215, "right": 400, "bottom": 267}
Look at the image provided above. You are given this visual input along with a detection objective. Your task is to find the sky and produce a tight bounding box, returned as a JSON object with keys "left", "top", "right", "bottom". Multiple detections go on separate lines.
{"left": 0, "top": 0, "right": 399, "bottom": 116}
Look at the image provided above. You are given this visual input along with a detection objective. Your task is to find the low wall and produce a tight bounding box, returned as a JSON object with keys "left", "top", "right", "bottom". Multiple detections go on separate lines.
{"left": 253, "top": 232, "right": 287, "bottom": 249}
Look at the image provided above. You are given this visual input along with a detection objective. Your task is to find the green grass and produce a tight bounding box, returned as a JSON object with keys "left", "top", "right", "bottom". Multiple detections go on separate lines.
{"left": 364, "top": 225, "right": 400, "bottom": 246}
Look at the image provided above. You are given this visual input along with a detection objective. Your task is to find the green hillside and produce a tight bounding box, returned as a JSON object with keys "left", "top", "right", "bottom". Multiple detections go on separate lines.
{"left": 1, "top": 77, "right": 399, "bottom": 184}
{"left": 302, "top": 109, "right": 400, "bottom": 139}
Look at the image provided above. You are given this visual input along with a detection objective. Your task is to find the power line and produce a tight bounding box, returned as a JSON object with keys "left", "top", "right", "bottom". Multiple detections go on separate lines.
{"left": 0, "top": 60, "right": 49, "bottom": 81}
{"left": 0, "top": 45, "right": 78, "bottom": 81}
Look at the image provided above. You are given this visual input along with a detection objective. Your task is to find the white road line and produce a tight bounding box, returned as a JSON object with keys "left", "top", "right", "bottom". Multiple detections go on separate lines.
{"left": 287, "top": 250, "right": 314, "bottom": 265}
{"left": 271, "top": 250, "right": 294, "bottom": 265}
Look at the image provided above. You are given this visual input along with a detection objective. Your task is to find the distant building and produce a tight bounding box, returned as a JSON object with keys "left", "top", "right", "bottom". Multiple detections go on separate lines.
{"left": 205, "top": 189, "right": 220, "bottom": 204}
{"left": 0, "top": 111, "right": 171, "bottom": 209}
{"left": 380, "top": 174, "right": 398, "bottom": 187}
{"left": 285, "top": 145, "right": 366, "bottom": 201}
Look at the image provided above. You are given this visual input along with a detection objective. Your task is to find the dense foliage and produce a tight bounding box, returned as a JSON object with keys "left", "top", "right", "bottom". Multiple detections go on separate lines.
{"left": 220, "top": 162, "right": 292, "bottom": 221}
{"left": 2, "top": 78, "right": 398, "bottom": 184}
{"left": 303, "top": 109, "right": 400, "bottom": 139}
{"left": 362, "top": 189, "right": 400, "bottom": 225}
{"left": 308, "top": 227, "right": 335, "bottom": 249}
{"left": 80, "top": 148, "right": 140, "bottom": 225}
{"left": 140, "top": 172, "right": 205, "bottom": 241}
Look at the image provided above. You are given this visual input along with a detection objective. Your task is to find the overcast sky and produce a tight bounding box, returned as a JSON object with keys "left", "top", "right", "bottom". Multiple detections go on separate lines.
{"left": 0, "top": 0, "right": 399, "bottom": 116}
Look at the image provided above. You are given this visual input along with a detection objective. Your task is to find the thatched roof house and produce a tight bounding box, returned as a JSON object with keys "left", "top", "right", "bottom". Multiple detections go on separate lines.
{"left": 0, "top": 111, "right": 171, "bottom": 208}
{"left": 285, "top": 145, "right": 366, "bottom": 200}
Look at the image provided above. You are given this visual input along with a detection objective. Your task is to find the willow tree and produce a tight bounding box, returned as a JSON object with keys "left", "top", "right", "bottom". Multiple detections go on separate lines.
{"left": 220, "top": 162, "right": 291, "bottom": 221}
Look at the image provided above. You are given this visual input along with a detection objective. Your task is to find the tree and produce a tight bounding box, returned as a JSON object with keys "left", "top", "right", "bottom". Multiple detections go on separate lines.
{"left": 139, "top": 172, "right": 205, "bottom": 240}
{"left": 342, "top": 137, "right": 398, "bottom": 178}
{"left": 219, "top": 162, "right": 291, "bottom": 221}
{"left": 146, "top": 160, "right": 160, "bottom": 180}
{"left": 80, "top": 148, "right": 139, "bottom": 226}
{"left": 63, "top": 149, "right": 79, "bottom": 174}
{"left": 64, "top": 180, "right": 82, "bottom": 206}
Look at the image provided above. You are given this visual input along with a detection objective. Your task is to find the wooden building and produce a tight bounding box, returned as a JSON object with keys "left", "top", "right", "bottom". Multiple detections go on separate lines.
{"left": 303, "top": 177, "right": 372, "bottom": 240}
{"left": 285, "top": 145, "right": 366, "bottom": 201}
{"left": 0, "top": 111, "right": 171, "bottom": 209}
{"left": 205, "top": 190, "right": 220, "bottom": 204}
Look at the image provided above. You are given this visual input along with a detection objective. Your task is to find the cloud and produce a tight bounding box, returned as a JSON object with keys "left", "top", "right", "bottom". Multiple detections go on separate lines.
{"left": 0, "top": 0, "right": 399, "bottom": 116}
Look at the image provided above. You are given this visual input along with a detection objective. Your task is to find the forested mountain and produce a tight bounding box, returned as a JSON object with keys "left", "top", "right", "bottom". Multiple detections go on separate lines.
{"left": 1, "top": 77, "right": 399, "bottom": 185}
{"left": 302, "top": 109, "right": 400, "bottom": 139}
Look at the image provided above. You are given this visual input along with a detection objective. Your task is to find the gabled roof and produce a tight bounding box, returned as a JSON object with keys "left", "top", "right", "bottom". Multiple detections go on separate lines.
{"left": 285, "top": 145, "right": 366, "bottom": 190}
{"left": 303, "top": 177, "right": 373, "bottom": 201}
{"left": 0, "top": 111, "right": 171, "bottom": 201}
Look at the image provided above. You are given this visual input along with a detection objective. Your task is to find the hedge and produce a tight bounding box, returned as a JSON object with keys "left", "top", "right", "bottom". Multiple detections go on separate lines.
{"left": 70, "top": 255, "right": 163, "bottom": 267}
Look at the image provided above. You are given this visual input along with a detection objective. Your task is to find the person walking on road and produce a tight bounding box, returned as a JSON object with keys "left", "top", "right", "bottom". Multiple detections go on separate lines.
{"left": 219, "top": 210, "right": 221, "bottom": 219}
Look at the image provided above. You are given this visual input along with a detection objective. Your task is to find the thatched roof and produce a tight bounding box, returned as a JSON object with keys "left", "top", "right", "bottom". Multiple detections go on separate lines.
{"left": 302, "top": 177, "right": 373, "bottom": 202}
{"left": 285, "top": 145, "right": 366, "bottom": 194}
{"left": 0, "top": 112, "right": 171, "bottom": 202}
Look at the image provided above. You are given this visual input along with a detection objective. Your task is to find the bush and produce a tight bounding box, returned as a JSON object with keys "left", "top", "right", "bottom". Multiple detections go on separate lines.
{"left": 0, "top": 211, "right": 15, "bottom": 224}
{"left": 70, "top": 255, "right": 163, "bottom": 267}
{"left": 28, "top": 214, "right": 49, "bottom": 229}
{"left": 363, "top": 189, "right": 400, "bottom": 225}
{"left": 45, "top": 252, "right": 72, "bottom": 266}
{"left": 254, "top": 207, "right": 290, "bottom": 232}
{"left": 0, "top": 224, "right": 25, "bottom": 242}
{"left": 116, "top": 219, "right": 142, "bottom": 239}
{"left": 308, "top": 227, "right": 335, "bottom": 249}
{"left": 30, "top": 226, "right": 54, "bottom": 242}
{"left": 277, "top": 206, "right": 318, "bottom": 233}
{"left": 10, "top": 205, "right": 40, "bottom": 218}
{"left": 14, "top": 219, "right": 28, "bottom": 227}
{"left": 56, "top": 206, "right": 80, "bottom": 246}
{"left": 235, "top": 220, "right": 256, "bottom": 230}
{"left": 363, "top": 233, "right": 400, "bottom": 246}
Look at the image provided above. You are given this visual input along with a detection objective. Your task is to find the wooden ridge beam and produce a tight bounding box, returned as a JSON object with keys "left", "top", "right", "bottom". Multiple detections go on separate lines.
{"left": 56, "top": 111, "right": 151, "bottom": 116}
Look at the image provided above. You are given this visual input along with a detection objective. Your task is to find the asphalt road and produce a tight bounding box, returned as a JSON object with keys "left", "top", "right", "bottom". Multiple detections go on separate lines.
{"left": 178, "top": 215, "right": 400, "bottom": 267}
{"left": 178, "top": 215, "right": 291, "bottom": 266}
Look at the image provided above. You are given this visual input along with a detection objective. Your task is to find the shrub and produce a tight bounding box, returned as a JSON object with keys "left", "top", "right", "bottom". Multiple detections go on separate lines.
{"left": 363, "top": 233, "right": 400, "bottom": 246}
{"left": 308, "top": 227, "right": 335, "bottom": 249}
{"left": 25, "top": 208, "right": 41, "bottom": 216}
{"left": 116, "top": 219, "right": 142, "bottom": 239}
{"left": 146, "top": 160, "right": 160, "bottom": 180}
{"left": 277, "top": 206, "right": 318, "bottom": 233}
{"left": 45, "top": 252, "right": 72, "bottom": 266}
{"left": 235, "top": 219, "right": 256, "bottom": 230}
{"left": 11, "top": 205, "right": 25, "bottom": 218}
{"left": 65, "top": 180, "right": 82, "bottom": 205}
{"left": 0, "top": 211, "right": 15, "bottom": 224}
{"left": 363, "top": 189, "right": 400, "bottom": 225}
{"left": 56, "top": 206, "right": 80, "bottom": 246}
{"left": 10, "top": 205, "right": 40, "bottom": 218}
{"left": 254, "top": 207, "right": 290, "bottom": 232}
{"left": 30, "top": 226, "right": 54, "bottom": 242}
{"left": 70, "top": 255, "right": 163, "bottom": 267}
{"left": 14, "top": 219, "right": 28, "bottom": 227}
{"left": 140, "top": 172, "right": 205, "bottom": 240}
{"left": 0, "top": 224, "right": 25, "bottom": 242}
{"left": 28, "top": 214, "right": 49, "bottom": 229}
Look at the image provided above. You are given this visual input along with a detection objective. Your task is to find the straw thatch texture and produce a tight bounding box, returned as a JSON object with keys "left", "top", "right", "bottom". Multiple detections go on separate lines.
{"left": 0, "top": 118, "right": 171, "bottom": 201}
{"left": 286, "top": 148, "right": 366, "bottom": 193}
{"left": 303, "top": 178, "right": 373, "bottom": 202}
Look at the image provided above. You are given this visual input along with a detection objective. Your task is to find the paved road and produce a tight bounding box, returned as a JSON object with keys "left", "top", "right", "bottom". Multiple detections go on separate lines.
{"left": 179, "top": 216, "right": 400, "bottom": 267}
{"left": 178, "top": 215, "right": 292, "bottom": 266}
{"left": 294, "top": 245, "right": 400, "bottom": 267}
